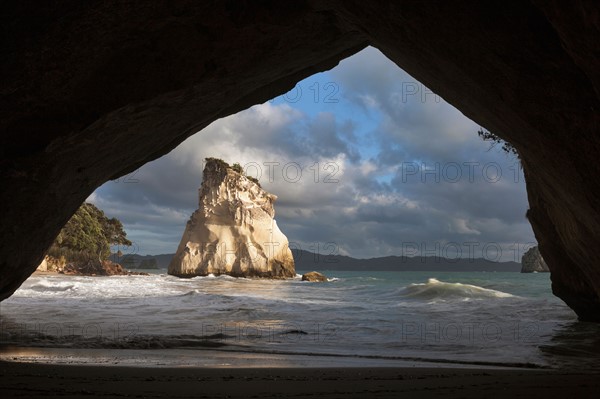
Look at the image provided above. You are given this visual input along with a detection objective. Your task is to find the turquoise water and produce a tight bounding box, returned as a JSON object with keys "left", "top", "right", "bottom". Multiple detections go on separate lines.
{"left": 1, "top": 270, "right": 599, "bottom": 368}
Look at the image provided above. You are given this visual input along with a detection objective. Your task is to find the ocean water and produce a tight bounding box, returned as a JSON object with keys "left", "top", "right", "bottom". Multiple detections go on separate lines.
{"left": 2, "top": 270, "right": 600, "bottom": 369}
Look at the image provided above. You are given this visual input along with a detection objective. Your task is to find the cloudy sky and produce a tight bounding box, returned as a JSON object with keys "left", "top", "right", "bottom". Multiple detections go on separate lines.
{"left": 89, "top": 46, "right": 536, "bottom": 262}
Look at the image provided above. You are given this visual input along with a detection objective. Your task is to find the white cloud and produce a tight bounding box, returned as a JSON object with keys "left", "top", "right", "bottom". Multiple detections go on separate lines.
{"left": 449, "top": 217, "right": 482, "bottom": 235}
{"left": 90, "top": 46, "right": 535, "bottom": 261}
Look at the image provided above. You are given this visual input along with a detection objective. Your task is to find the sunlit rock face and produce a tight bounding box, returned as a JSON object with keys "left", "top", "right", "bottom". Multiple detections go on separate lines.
{"left": 168, "top": 159, "right": 295, "bottom": 278}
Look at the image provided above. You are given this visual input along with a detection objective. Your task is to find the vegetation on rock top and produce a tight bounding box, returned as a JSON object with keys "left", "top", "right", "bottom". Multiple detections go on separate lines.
{"left": 48, "top": 202, "right": 132, "bottom": 263}
{"left": 205, "top": 157, "right": 261, "bottom": 187}
{"left": 477, "top": 128, "right": 518, "bottom": 156}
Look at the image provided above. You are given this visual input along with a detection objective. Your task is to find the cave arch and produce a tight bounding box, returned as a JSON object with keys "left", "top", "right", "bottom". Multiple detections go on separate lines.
{"left": 1, "top": 1, "right": 600, "bottom": 320}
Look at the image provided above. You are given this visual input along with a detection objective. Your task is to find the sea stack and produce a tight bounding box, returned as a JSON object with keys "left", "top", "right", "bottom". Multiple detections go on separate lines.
{"left": 168, "top": 158, "right": 295, "bottom": 278}
{"left": 521, "top": 246, "right": 550, "bottom": 273}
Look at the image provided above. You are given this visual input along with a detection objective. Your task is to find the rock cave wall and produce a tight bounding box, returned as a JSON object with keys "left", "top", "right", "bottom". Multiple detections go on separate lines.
{"left": 1, "top": 0, "right": 599, "bottom": 320}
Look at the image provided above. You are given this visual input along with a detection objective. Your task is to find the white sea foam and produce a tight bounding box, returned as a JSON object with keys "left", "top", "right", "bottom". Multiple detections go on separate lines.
{"left": 14, "top": 275, "right": 185, "bottom": 299}
{"left": 398, "top": 278, "right": 514, "bottom": 301}
{"left": 3, "top": 271, "right": 581, "bottom": 369}
{"left": 27, "top": 280, "right": 76, "bottom": 292}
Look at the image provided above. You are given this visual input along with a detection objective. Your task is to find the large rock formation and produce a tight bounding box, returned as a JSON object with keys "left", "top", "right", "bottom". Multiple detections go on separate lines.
{"left": 168, "top": 159, "right": 295, "bottom": 278}
{"left": 1, "top": 1, "right": 600, "bottom": 320}
{"left": 521, "top": 246, "right": 550, "bottom": 273}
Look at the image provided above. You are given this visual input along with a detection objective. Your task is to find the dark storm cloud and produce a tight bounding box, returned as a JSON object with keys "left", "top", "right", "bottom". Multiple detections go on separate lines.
{"left": 325, "top": 47, "right": 534, "bottom": 259}
{"left": 302, "top": 113, "right": 361, "bottom": 163}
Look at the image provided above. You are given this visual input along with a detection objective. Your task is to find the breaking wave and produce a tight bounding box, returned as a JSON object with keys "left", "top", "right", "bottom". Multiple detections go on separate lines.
{"left": 4, "top": 271, "right": 583, "bottom": 369}
{"left": 398, "top": 278, "right": 514, "bottom": 301}
{"left": 27, "top": 281, "right": 76, "bottom": 292}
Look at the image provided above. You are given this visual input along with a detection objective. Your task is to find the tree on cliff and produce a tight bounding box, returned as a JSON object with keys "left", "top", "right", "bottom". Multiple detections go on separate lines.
{"left": 477, "top": 128, "right": 518, "bottom": 156}
{"left": 49, "top": 202, "right": 132, "bottom": 262}
{"left": 205, "top": 158, "right": 261, "bottom": 187}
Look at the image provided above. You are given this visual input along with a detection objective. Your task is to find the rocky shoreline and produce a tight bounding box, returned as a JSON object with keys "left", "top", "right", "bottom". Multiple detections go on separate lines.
{"left": 37, "top": 256, "right": 148, "bottom": 276}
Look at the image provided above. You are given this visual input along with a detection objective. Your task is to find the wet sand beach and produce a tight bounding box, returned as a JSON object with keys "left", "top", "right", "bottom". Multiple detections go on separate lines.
{"left": 1, "top": 361, "right": 599, "bottom": 398}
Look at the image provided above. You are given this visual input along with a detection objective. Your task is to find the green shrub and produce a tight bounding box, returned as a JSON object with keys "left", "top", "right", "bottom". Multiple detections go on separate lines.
{"left": 49, "top": 202, "right": 132, "bottom": 262}
{"left": 477, "top": 129, "right": 518, "bottom": 155}
{"left": 205, "top": 157, "right": 261, "bottom": 187}
{"left": 232, "top": 162, "right": 243, "bottom": 174}
{"left": 204, "top": 157, "right": 230, "bottom": 169}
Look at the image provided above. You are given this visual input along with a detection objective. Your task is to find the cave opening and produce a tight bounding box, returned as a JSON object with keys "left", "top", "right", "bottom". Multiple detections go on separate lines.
{"left": 4, "top": 2, "right": 600, "bottom": 396}
{"left": 4, "top": 46, "right": 596, "bottom": 370}
{"left": 89, "top": 47, "right": 536, "bottom": 263}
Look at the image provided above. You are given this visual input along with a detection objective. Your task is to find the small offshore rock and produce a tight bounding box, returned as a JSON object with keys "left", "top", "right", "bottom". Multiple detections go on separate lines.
{"left": 521, "top": 246, "right": 550, "bottom": 273}
{"left": 301, "top": 271, "right": 328, "bottom": 282}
